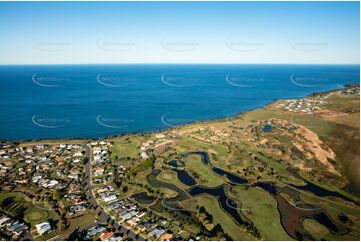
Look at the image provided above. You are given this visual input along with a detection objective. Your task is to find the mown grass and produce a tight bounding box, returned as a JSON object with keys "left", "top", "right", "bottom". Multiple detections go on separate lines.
{"left": 0, "top": 192, "right": 57, "bottom": 226}
{"left": 183, "top": 154, "right": 225, "bottom": 187}
{"left": 193, "top": 194, "right": 253, "bottom": 241}
{"left": 299, "top": 191, "right": 359, "bottom": 241}
{"left": 59, "top": 211, "right": 96, "bottom": 239}
{"left": 228, "top": 186, "right": 292, "bottom": 240}
{"left": 303, "top": 218, "right": 328, "bottom": 239}
{"left": 157, "top": 169, "right": 189, "bottom": 190}
{"left": 109, "top": 135, "right": 144, "bottom": 160}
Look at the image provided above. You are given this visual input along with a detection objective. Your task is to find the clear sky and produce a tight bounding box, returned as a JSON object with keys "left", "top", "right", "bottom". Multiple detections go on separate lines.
{"left": 0, "top": 1, "right": 359, "bottom": 64}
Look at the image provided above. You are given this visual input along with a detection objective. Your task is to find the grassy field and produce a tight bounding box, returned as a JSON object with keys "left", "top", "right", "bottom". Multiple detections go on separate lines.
{"left": 303, "top": 219, "right": 328, "bottom": 239}
{"left": 0, "top": 192, "right": 58, "bottom": 226}
{"left": 240, "top": 94, "right": 360, "bottom": 192}
{"left": 157, "top": 169, "right": 190, "bottom": 190}
{"left": 183, "top": 154, "right": 225, "bottom": 187}
{"left": 33, "top": 230, "right": 58, "bottom": 241}
{"left": 193, "top": 194, "right": 253, "bottom": 241}
{"left": 299, "top": 192, "right": 360, "bottom": 241}
{"left": 59, "top": 211, "right": 97, "bottom": 240}
{"left": 106, "top": 88, "right": 359, "bottom": 241}
{"left": 109, "top": 135, "right": 144, "bottom": 160}
{"left": 302, "top": 216, "right": 359, "bottom": 241}
{"left": 228, "top": 186, "right": 292, "bottom": 240}
{"left": 24, "top": 210, "right": 49, "bottom": 223}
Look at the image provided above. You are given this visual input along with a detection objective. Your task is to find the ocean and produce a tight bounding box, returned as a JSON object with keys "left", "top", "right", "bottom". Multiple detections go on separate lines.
{"left": 0, "top": 64, "right": 359, "bottom": 140}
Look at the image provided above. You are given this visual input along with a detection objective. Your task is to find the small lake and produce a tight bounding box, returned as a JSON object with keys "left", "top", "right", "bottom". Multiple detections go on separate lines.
{"left": 189, "top": 185, "right": 249, "bottom": 226}
{"left": 172, "top": 168, "right": 197, "bottom": 186}
{"left": 212, "top": 167, "right": 248, "bottom": 185}
{"left": 131, "top": 192, "right": 156, "bottom": 204}
{"left": 168, "top": 160, "right": 178, "bottom": 168}
{"left": 263, "top": 124, "right": 272, "bottom": 132}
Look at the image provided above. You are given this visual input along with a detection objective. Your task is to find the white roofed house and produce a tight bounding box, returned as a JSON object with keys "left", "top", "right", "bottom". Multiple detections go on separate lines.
{"left": 45, "top": 180, "right": 59, "bottom": 188}
{"left": 68, "top": 173, "right": 79, "bottom": 179}
{"left": 0, "top": 216, "right": 10, "bottom": 227}
{"left": 140, "top": 152, "right": 149, "bottom": 160}
{"left": 103, "top": 194, "right": 117, "bottom": 203}
{"left": 32, "top": 174, "right": 42, "bottom": 183}
{"left": 26, "top": 148, "right": 33, "bottom": 154}
{"left": 73, "top": 158, "right": 81, "bottom": 163}
{"left": 93, "top": 154, "right": 102, "bottom": 161}
{"left": 73, "top": 151, "right": 83, "bottom": 157}
{"left": 93, "top": 147, "right": 102, "bottom": 155}
{"left": 35, "top": 221, "right": 52, "bottom": 235}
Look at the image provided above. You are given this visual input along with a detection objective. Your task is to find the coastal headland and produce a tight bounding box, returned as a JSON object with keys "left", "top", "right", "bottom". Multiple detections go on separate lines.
{"left": 0, "top": 84, "right": 359, "bottom": 241}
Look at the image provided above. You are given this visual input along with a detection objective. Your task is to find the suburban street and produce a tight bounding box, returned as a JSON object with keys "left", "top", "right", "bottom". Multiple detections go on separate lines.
{"left": 83, "top": 146, "right": 145, "bottom": 241}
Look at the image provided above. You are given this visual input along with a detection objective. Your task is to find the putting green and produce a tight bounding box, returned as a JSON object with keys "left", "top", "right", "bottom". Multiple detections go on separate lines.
{"left": 303, "top": 218, "right": 328, "bottom": 238}
{"left": 25, "top": 210, "right": 49, "bottom": 222}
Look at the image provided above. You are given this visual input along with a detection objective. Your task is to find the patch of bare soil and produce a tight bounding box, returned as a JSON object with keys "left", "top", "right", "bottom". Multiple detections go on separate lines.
{"left": 252, "top": 118, "right": 340, "bottom": 176}
{"left": 292, "top": 125, "right": 339, "bottom": 176}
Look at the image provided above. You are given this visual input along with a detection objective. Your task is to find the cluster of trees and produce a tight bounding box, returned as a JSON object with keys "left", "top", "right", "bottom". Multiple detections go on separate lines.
{"left": 240, "top": 220, "right": 261, "bottom": 239}
{"left": 198, "top": 206, "right": 213, "bottom": 224}
{"left": 128, "top": 155, "right": 156, "bottom": 177}
{"left": 196, "top": 223, "right": 232, "bottom": 240}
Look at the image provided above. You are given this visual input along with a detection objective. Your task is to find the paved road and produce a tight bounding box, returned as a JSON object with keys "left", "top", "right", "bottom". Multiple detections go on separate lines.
{"left": 83, "top": 146, "right": 145, "bottom": 241}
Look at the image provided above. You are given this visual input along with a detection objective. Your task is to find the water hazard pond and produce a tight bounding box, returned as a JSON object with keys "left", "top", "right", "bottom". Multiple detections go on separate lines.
{"left": 158, "top": 151, "right": 356, "bottom": 240}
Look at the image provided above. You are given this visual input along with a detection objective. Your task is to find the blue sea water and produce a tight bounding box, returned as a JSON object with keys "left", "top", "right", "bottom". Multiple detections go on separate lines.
{"left": 0, "top": 64, "right": 359, "bottom": 140}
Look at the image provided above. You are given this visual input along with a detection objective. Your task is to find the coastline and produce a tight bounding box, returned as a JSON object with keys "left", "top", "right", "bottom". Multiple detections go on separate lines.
{"left": 0, "top": 83, "right": 357, "bottom": 143}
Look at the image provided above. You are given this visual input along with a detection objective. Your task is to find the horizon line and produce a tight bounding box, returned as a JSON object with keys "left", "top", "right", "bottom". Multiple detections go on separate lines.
{"left": 0, "top": 63, "right": 360, "bottom": 66}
